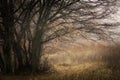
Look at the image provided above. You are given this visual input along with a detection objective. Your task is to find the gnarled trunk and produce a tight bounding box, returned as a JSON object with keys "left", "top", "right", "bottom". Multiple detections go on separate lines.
{"left": 31, "top": 29, "right": 44, "bottom": 73}
{"left": 1, "top": 0, "right": 14, "bottom": 73}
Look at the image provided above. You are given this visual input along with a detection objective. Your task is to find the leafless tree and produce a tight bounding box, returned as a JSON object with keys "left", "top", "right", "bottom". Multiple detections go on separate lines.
{"left": 0, "top": 0, "right": 118, "bottom": 74}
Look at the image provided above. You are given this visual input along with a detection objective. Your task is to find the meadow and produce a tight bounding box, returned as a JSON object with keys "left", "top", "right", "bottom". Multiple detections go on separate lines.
{"left": 2, "top": 42, "right": 120, "bottom": 80}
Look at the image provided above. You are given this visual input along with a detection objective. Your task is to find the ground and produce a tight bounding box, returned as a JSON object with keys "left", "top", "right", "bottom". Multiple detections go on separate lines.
{"left": 2, "top": 62, "right": 120, "bottom": 80}
{"left": 2, "top": 43, "right": 120, "bottom": 80}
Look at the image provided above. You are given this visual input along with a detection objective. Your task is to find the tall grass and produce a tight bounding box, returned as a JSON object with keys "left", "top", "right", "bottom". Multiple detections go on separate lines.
{"left": 2, "top": 43, "right": 120, "bottom": 80}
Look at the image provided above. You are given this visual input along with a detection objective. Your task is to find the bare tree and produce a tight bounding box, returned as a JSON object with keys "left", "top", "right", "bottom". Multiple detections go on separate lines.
{"left": 0, "top": 0, "right": 118, "bottom": 74}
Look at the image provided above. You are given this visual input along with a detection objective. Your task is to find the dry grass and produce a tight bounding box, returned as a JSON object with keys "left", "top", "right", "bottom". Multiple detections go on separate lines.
{"left": 2, "top": 43, "right": 120, "bottom": 80}
{"left": 48, "top": 44, "right": 107, "bottom": 65}
{"left": 2, "top": 62, "right": 119, "bottom": 80}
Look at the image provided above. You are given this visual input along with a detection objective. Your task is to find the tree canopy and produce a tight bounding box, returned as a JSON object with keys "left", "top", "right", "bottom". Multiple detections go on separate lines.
{"left": 0, "top": 0, "right": 118, "bottom": 74}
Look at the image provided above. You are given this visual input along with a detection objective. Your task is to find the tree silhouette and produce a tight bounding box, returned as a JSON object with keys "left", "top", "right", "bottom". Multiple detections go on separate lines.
{"left": 0, "top": 0, "right": 118, "bottom": 74}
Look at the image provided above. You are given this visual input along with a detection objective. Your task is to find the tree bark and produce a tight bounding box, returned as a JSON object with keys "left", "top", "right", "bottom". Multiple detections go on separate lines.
{"left": 1, "top": 0, "right": 14, "bottom": 73}
{"left": 31, "top": 30, "right": 43, "bottom": 73}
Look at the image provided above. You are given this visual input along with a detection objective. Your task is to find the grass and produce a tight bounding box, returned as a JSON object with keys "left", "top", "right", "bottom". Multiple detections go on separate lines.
{"left": 2, "top": 60, "right": 120, "bottom": 80}
{"left": 1, "top": 43, "right": 120, "bottom": 80}
{"left": 2, "top": 62, "right": 120, "bottom": 80}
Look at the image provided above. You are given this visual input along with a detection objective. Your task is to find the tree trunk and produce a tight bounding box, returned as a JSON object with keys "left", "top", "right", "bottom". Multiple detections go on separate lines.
{"left": 12, "top": 41, "right": 24, "bottom": 71}
{"left": 31, "top": 30, "right": 43, "bottom": 73}
{"left": 1, "top": 0, "right": 14, "bottom": 73}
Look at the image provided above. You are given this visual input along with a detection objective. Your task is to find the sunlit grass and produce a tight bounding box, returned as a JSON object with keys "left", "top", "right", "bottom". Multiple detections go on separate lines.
{"left": 2, "top": 43, "right": 120, "bottom": 80}
{"left": 3, "top": 62, "right": 119, "bottom": 80}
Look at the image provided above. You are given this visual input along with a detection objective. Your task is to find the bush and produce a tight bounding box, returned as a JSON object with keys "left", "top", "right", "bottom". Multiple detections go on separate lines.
{"left": 103, "top": 44, "right": 120, "bottom": 71}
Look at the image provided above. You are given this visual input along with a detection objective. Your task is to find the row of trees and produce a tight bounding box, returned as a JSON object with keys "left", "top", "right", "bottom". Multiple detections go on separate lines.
{"left": 0, "top": 0, "right": 118, "bottom": 74}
